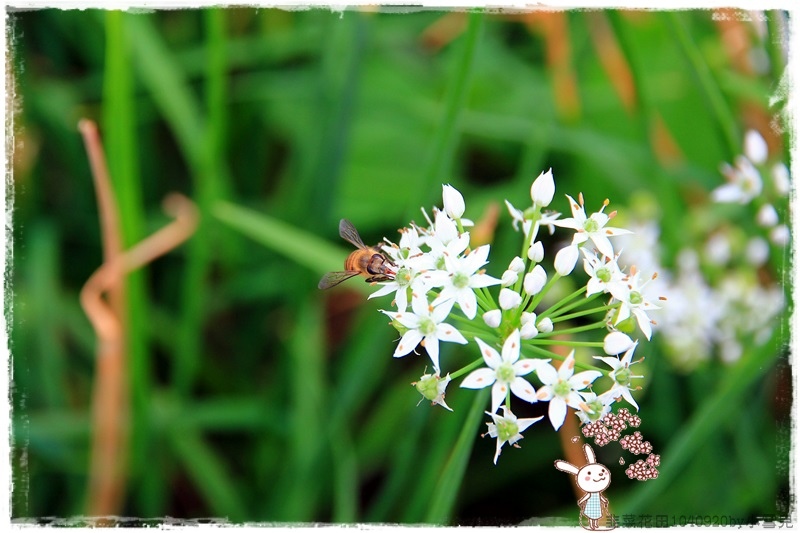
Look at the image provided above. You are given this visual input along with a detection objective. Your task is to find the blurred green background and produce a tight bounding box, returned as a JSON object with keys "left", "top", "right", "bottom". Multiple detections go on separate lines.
{"left": 9, "top": 7, "right": 792, "bottom": 525}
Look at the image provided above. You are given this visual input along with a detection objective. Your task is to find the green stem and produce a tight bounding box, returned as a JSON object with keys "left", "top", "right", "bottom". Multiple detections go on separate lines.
{"left": 537, "top": 321, "right": 608, "bottom": 337}
{"left": 526, "top": 272, "right": 562, "bottom": 313}
{"left": 542, "top": 290, "right": 603, "bottom": 321}
{"left": 521, "top": 344, "right": 603, "bottom": 372}
{"left": 535, "top": 282, "right": 584, "bottom": 319}
{"left": 449, "top": 357, "right": 486, "bottom": 380}
{"left": 550, "top": 303, "right": 614, "bottom": 323}
{"left": 666, "top": 11, "right": 740, "bottom": 158}
{"left": 530, "top": 339, "right": 603, "bottom": 348}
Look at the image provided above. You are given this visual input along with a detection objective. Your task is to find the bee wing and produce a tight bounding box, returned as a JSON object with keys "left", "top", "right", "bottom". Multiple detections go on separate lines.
{"left": 318, "top": 270, "right": 360, "bottom": 290}
{"left": 339, "top": 219, "right": 368, "bottom": 250}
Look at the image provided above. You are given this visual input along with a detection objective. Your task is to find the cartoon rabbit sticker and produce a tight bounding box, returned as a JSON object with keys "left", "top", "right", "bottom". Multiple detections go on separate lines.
{"left": 555, "top": 443, "right": 614, "bottom": 530}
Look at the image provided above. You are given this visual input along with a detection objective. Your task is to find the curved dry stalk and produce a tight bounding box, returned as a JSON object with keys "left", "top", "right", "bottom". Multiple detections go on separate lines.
{"left": 79, "top": 119, "right": 198, "bottom": 518}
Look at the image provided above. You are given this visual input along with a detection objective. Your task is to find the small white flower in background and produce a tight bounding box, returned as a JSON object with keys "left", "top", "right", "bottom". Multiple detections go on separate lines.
{"left": 460, "top": 330, "right": 540, "bottom": 414}
{"left": 530, "top": 168, "right": 555, "bottom": 207}
{"left": 528, "top": 241, "right": 544, "bottom": 262}
{"left": 756, "top": 204, "right": 779, "bottom": 227}
{"left": 554, "top": 244, "right": 580, "bottom": 276}
{"left": 483, "top": 309, "right": 502, "bottom": 328}
{"left": 744, "top": 129, "right": 768, "bottom": 164}
{"left": 414, "top": 373, "right": 453, "bottom": 411}
{"left": 553, "top": 194, "right": 631, "bottom": 258}
{"left": 607, "top": 267, "right": 660, "bottom": 341}
{"left": 429, "top": 245, "right": 501, "bottom": 320}
{"left": 712, "top": 155, "right": 763, "bottom": 204}
{"left": 603, "top": 331, "right": 635, "bottom": 355}
{"left": 582, "top": 248, "right": 624, "bottom": 296}
{"left": 594, "top": 342, "right": 643, "bottom": 410}
{"left": 535, "top": 351, "right": 602, "bottom": 431}
{"left": 442, "top": 184, "right": 465, "bottom": 219}
{"left": 770, "top": 224, "right": 790, "bottom": 246}
{"left": 771, "top": 163, "right": 790, "bottom": 196}
{"left": 483, "top": 407, "right": 543, "bottom": 465}
{"left": 746, "top": 237, "right": 770, "bottom": 266}
{"left": 381, "top": 293, "right": 467, "bottom": 373}
{"left": 523, "top": 265, "right": 547, "bottom": 296}
{"left": 705, "top": 232, "right": 731, "bottom": 265}
{"left": 499, "top": 288, "right": 522, "bottom": 310}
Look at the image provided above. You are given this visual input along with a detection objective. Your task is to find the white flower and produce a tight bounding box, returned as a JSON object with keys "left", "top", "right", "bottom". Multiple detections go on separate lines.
{"left": 745, "top": 237, "right": 770, "bottom": 266}
{"left": 381, "top": 293, "right": 467, "bottom": 373}
{"left": 712, "top": 156, "right": 762, "bottom": 204}
{"left": 505, "top": 199, "right": 534, "bottom": 237}
{"left": 554, "top": 244, "right": 579, "bottom": 276}
{"left": 582, "top": 248, "right": 624, "bottom": 296}
{"left": 523, "top": 265, "right": 547, "bottom": 296}
{"left": 771, "top": 163, "right": 790, "bottom": 196}
{"left": 483, "top": 309, "right": 502, "bottom": 328}
{"left": 607, "top": 267, "right": 661, "bottom": 341}
{"left": 574, "top": 391, "right": 614, "bottom": 425}
{"left": 603, "top": 331, "right": 634, "bottom": 355}
{"left": 484, "top": 407, "right": 543, "bottom": 464}
{"left": 528, "top": 241, "right": 544, "bottom": 262}
{"left": 530, "top": 168, "right": 555, "bottom": 207}
{"left": 414, "top": 373, "right": 453, "bottom": 411}
{"left": 553, "top": 194, "right": 631, "bottom": 258}
{"left": 744, "top": 130, "right": 768, "bottom": 164}
{"left": 429, "top": 244, "right": 501, "bottom": 319}
{"left": 535, "top": 351, "right": 602, "bottom": 431}
{"left": 756, "top": 204, "right": 779, "bottom": 227}
{"left": 460, "top": 330, "right": 539, "bottom": 414}
{"left": 426, "top": 210, "right": 470, "bottom": 268}
{"left": 499, "top": 288, "right": 522, "bottom": 310}
{"left": 770, "top": 224, "right": 790, "bottom": 246}
{"left": 594, "top": 342, "right": 643, "bottom": 410}
{"left": 442, "top": 184, "right": 465, "bottom": 219}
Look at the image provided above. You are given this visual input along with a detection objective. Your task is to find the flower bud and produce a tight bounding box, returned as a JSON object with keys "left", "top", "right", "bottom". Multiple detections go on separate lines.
{"left": 603, "top": 331, "right": 634, "bottom": 355}
{"left": 508, "top": 256, "right": 525, "bottom": 273}
{"left": 537, "top": 317, "right": 553, "bottom": 333}
{"left": 520, "top": 312, "right": 538, "bottom": 339}
{"left": 528, "top": 241, "right": 544, "bottom": 263}
{"left": 524, "top": 265, "right": 547, "bottom": 296}
{"left": 442, "top": 184, "right": 465, "bottom": 219}
{"left": 744, "top": 130, "right": 768, "bottom": 165}
{"left": 501, "top": 270, "right": 518, "bottom": 287}
{"left": 554, "top": 245, "right": 579, "bottom": 276}
{"left": 499, "top": 288, "right": 522, "bottom": 310}
{"left": 483, "top": 309, "right": 502, "bottom": 328}
{"left": 530, "top": 169, "right": 555, "bottom": 207}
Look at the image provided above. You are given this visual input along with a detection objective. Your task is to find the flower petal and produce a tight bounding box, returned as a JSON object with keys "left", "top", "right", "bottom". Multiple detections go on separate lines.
{"left": 536, "top": 362, "right": 558, "bottom": 385}
{"left": 394, "top": 329, "right": 423, "bottom": 357}
{"left": 491, "top": 381, "right": 509, "bottom": 414}
{"left": 460, "top": 368, "right": 496, "bottom": 390}
{"left": 510, "top": 377, "right": 537, "bottom": 403}
{"left": 501, "top": 329, "right": 521, "bottom": 364}
{"left": 436, "top": 322, "right": 468, "bottom": 345}
{"left": 475, "top": 337, "right": 502, "bottom": 369}
{"left": 548, "top": 397, "right": 567, "bottom": 431}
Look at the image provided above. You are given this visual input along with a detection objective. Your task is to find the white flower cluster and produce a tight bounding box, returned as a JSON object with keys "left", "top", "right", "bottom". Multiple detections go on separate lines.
{"left": 615, "top": 129, "right": 788, "bottom": 369}
{"left": 375, "top": 170, "right": 659, "bottom": 464}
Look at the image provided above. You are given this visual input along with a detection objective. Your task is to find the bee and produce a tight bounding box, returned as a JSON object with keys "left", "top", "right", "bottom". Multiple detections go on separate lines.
{"left": 318, "top": 219, "right": 397, "bottom": 290}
